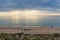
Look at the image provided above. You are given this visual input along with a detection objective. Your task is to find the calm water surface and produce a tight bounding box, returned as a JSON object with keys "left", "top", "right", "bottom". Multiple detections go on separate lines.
{"left": 0, "top": 16, "right": 60, "bottom": 27}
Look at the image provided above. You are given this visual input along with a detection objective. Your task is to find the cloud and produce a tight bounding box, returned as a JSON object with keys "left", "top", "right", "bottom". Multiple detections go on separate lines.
{"left": 0, "top": 0, "right": 60, "bottom": 13}
{"left": 41, "top": 0, "right": 50, "bottom": 3}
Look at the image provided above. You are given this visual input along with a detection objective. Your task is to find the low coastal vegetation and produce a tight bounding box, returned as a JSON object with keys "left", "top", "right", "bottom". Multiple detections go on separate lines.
{"left": 0, "top": 33, "right": 60, "bottom": 40}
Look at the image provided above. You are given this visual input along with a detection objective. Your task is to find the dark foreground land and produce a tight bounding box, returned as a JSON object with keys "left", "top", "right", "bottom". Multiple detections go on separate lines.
{"left": 0, "top": 33, "right": 60, "bottom": 40}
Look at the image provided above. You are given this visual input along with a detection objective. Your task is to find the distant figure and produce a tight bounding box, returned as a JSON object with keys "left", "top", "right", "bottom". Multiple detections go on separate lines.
{"left": 51, "top": 26, "right": 53, "bottom": 28}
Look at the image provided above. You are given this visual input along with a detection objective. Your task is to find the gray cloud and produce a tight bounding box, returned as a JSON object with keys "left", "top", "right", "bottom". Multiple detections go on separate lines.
{"left": 0, "top": 0, "right": 59, "bottom": 12}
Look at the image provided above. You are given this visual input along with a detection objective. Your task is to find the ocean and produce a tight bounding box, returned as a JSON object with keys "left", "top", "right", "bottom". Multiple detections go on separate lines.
{"left": 0, "top": 16, "right": 60, "bottom": 27}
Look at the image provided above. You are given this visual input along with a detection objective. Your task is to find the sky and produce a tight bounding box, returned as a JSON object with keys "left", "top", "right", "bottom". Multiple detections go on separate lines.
{"left": 0, "top": 0, "right": 60, "bottom": 12}
{"left": 0, "top": 0, "right": 60, "bottom": 26}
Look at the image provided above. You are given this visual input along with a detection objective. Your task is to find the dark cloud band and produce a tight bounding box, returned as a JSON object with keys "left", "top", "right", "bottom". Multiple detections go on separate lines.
{"left": 0, "top": 0, "right": 60, "bottom": 12}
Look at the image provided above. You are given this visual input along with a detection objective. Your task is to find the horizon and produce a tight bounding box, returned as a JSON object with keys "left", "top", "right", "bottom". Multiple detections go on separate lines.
{"left": 0, "top": 0, "right": 60, "bottom": 27}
